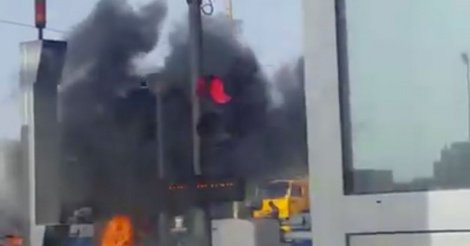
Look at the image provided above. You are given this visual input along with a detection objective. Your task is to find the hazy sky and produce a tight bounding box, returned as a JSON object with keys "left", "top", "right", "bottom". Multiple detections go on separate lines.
{"left": 0, "top": 0, "right": 303, "bottom": 139}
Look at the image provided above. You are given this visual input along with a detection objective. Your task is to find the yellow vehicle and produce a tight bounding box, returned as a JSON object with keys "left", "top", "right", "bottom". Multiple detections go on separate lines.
{"left": 252, "top": 178, "right": 310, "bottom": 231}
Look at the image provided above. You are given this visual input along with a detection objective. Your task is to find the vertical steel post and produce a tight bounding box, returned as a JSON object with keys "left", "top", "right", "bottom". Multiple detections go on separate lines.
{"left": 186, "top": 1, "right": 212, "bottom": 246}
{"left": 156, "top": 90, "right": 169, "bottom": 246}
{"left": 38, "top": 28, "right": 44, "bottom": 40}
{"left": 466, "top": 61, "right": 470, "bottom": 141}
{"left": 462, "top": 52, "right": 470, "bottom": 140}
{"left": 188, "top": 0, "right": 203, "bottom": 175}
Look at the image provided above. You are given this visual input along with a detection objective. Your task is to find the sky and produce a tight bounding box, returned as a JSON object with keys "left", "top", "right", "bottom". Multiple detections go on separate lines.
{"left": 0, "top": 0, "right": 304, "bottom": 140}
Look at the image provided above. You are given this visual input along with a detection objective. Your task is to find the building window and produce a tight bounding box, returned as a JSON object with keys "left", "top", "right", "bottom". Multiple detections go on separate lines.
{"left": 338, "top": 0, "right": 470, "bottom": 193}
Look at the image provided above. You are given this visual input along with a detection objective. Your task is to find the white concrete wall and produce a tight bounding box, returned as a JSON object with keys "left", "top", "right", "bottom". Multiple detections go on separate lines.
{"left": 212, "top": 219, "right": 285, "bottom": 246}
{"left": 350, "top": 232, "right": 470, "bottom": 246}
{"left": 304, "top": 0, "right": 470, "bottom": 245}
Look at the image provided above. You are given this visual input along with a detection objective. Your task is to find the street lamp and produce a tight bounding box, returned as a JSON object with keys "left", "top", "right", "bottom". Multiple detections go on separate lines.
{"left": 462, "top": 52, "right": 470, "bottom": 140}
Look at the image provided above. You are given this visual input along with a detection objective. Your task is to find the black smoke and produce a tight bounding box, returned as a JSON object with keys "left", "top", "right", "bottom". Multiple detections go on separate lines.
{"left": 217, "top": 57, "right": 307, "bottom": 183}
{"left": 60, "top": 0, "right": 167, "bottom": 218}
{"left": 265, "top": 58, "right": 307, "bottom": 179}
{"left": 59, "top": 0, "right": 307, "bottom": 219}
{"left": 160, "top": 16, "right": 270, "bottom": 179}
{"left": 161, "top": 16, "right": 307, "bottom": 182}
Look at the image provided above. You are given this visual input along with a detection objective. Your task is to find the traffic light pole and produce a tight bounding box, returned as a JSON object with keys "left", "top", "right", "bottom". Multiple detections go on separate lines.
{"left": 188, "top": 0, "right": 203, "bottom": 175}
{"left": 187, "top": 1, "right": 212, "bottom": 246}
{"left": 156, "top": 90, "right": 170, "bottom": 246}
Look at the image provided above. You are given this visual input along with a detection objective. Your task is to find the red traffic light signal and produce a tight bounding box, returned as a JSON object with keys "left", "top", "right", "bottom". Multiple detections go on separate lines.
{"left": 35, "top": 0, "right": 46, "bottom": 28}
{"left": 197, "top": 75, "right": 232, "bottom": 104}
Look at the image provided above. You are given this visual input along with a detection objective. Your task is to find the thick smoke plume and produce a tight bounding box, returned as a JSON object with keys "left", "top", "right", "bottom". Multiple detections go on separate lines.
{"left": 60, "top": 0, "right": 306, "bottom": 220}
{"left": 0, "top": 140, "right": 27, "bottom": 235}
{"left": 266, "top": 58, "right": 307, "bottom": 179}
{"left": 161, "top": 16, "right": 307, "bottom": 183}
{"left": 160, "top": 16, "right": 270, "bottom": 179}
{"left": 220, "top": 57, "right": 307, "bottom": 182}
{"left": 60, "top": 0, "right": 167, "bottom": 218}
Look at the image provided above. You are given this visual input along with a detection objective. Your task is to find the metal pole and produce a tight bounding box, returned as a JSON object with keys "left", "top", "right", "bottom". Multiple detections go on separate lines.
{"left": 226, "top": 0, "right": 233, "bottom": 20}
{"left": 188, "top": 0, "right": 203, "bottom": 175}
{"left": 463, "top": 52, "right": 470, "bottom": 141}
{"left": 156, "top": 94, "right": 165, "bottom": 179}
{"left": 156, "top": 92, "right": 169, "bottom": 246}
{"left": 186, "top": 1, "right": 212, "bottom": 246}
{"left": 232, "top": 202, "right": 239, "bottom": 219}
{"left": 38, "top": 28, "right": 44, "bottom": 40}
{"left": 466, "top": 62, "right": 470, "bottom": 141}
{"left": 224, "top": 0, "right": 239, "bottom": 217}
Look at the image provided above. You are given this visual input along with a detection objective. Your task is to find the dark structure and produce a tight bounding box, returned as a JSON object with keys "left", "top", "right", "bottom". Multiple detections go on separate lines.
{"left": 61, "top": 79, "right": 160, "bottom": 219}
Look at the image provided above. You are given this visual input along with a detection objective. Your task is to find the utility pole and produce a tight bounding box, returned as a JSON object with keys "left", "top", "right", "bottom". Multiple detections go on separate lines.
{"left": 187, "top": 0, "right": 202, "bottom": 176}
{"left": 225, "top": 0, "right": 242, "bottom": 219}
{"left": 225, "top": 0, "right": 233, "bottom": 20}
{"left": 186, "top": 1, "right": 212, "bottom": 246}
{"left": 155, "top": 82, "right": 169, "bottom": 246}
{"left": 462, "top": 52, "right": 470, "bottom": 141}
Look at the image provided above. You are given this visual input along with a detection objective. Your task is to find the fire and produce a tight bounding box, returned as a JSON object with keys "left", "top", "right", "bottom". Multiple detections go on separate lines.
{"left": 101, "top": 215, "right": 134, "bottom": 246}
{"left": 5, "top": 235, "right": 23, "bottom": 246}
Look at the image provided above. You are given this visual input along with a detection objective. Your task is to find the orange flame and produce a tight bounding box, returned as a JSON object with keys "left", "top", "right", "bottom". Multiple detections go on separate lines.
{"left": 101, "top": 215, "right": 134, "bottom": 246}
{"left": 5, "top": 235, "right": 23, "bottom": 246}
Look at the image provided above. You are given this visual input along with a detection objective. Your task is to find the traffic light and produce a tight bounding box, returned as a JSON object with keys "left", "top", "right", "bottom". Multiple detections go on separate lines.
{"left": 197, "top": 75, "right": 231, "bottom": 104}
{"left": 35, "top": 0, "right": 46, "bottom": 29}
{"left": 196, "top": 75, "right": 232, "bottom": 141}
